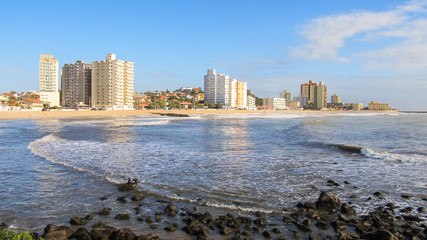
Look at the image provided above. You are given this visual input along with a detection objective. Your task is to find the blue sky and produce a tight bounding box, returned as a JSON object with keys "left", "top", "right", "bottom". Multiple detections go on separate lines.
{"left": 1, "top": 0, "right": 427, "bottom": 110}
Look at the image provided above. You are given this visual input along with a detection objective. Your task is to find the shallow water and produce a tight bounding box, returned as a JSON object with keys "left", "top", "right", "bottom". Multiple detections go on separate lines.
{"left": 0, "top": 112, "right": 426, "bottom": 236}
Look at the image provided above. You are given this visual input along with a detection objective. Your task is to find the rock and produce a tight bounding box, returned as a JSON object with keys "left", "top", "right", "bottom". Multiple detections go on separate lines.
{"left": 315, "top": 221, "right": 329, "bottom": 230}
{"left": 374, "top": 230, "right": 398, "bottom": 240}
{"left": 117, "top": 195, "right": 127, "bottom": 203}
{"left": 164, "top": 203, "right": 177, "bottom": 214}
{"left": 277, "top": 236, "right": 287, "bottom": 240}
{"left": 309, "top": 234, "right": 319, "bottom": 240}
{"left": 401, "top": 207, "right": 414, "bottom": 213}
{"left": 85, "top": 214, "right": 93, "bottom": 220}
{"left": 341, "top": 203, "right": 356, "bottom": 215}
{"left": 150, "top": 225, "right": 157, "bottom": 229}
{"left": 99, "top": 196, "right": 108, "bottom": 201}
{"left": 198, "top": 212, "right": 213, "bottom": 224}
{"left": 283, "top": 216, "right": 294, "bottom": 223}
{"left": 304, "top": 202, "right": 316, "bottom": 209}
{"left": 401, "top": 194, "right": 413, "bottom": 199}
{"left": 146, "top": 216, "right": 153, "bottom": 223}
{"left": 402, "top": 215, "right": 423, "bottom": 222}
{"left": 302, "top": 219, "right": 311, "bottom": 226}
{"left": 344, "top": 181, "right": 350, "bottom": 184}
{"left": 373, "top": 192, "right": 382, "bottom": 196}
{"left": 316, "top": 192, "right": 341, "bottom": 212}
{"left": 30, "top": 232, "right": 39, "bottom": 240}
{"left": 349, "top": 195, "right": 358, "bottom": 199}
{"left": 131, "top": 192, "right": 145, "bottom": 201}
{"left": 110, "top": 228, "right": 136, "bottom": 240}
{"left": 291, "top": 209, "right": 305, "bottom": 219}
{"left": 114, "top": 214, "right": 130, "bottom": 220}
{"left": 70, "top": 227, "right": 92, "bottom": 240}
{"left": 92, "top": 222, "right": 107, "bottom": 228}
{"left": 98, "top": 207, "right": 111, "bottom": 216}
{"left": 44, "top": 224, "right": 58, "bottom": 234}
{"left": 327, "top": 179, "right": 340, "bottom": 186}
{"left": 91, "top": 226, "right": 116, "bottom": 240}
{"left": 43, "top": 230, "right": 69, "bottom": 240}
{"left": 338, "top": 232, "right": 360, "bottom": 240}
{"left": 117, "top": 183, "right": 136, "bottom": 192}
{"left": 155, "top": 216, "right": 162, "bottom": 222}
{"left": 220, "top": 227, "right": 232, "bottom": 235}
{"left": 296, "top": 222, "right": 311, "bottom": 232}
{"left": 70, "top": 217, "right": 87, "bottom": 226}
{"left": 254, "top": 218, "right": 267, "bottom": 227}
{"left": 272, "top": 228, "right": 281, "bottom": 234}
{"left": 164, "top": 226, "right": 176, "bottom": 232}
{"left": 137, "top": 233, "right": 160, "bottom": 240}
{"left": 417, "top": 207, "right": 425, "bottom": 213}
{"left": 263, "top": 230, "right": 272, "bottom": 238}
{"left": 332, "top": 220, "right": 347, "bottom": 233}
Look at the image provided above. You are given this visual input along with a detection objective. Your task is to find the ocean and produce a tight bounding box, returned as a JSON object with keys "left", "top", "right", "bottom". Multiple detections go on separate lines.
{"left": 0, "top": 112, "right": 426, "bottom": 237}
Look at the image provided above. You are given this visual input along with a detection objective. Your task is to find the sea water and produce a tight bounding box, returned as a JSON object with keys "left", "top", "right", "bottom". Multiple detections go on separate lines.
{"left": 0, "top": 112, "right": 426, "bottom": 235}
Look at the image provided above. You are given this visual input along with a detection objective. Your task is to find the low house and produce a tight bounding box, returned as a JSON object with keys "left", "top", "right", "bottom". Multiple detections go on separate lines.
{"left": 19, "top": 98, "right": 44, "bottom": 110}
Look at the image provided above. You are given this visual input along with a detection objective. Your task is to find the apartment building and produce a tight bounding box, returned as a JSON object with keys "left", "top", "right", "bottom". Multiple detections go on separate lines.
{"left": 61, "top": 60, "right": 92, "bottom": 108}
{"left": 91, "top": 54, "right": 134, "bottom": 110}
{"left": 39, "top": 54, "right": 60, "bottom": 106}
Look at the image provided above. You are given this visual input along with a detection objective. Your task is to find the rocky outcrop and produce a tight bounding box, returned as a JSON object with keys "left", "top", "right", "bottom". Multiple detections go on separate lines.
{"left": 316, "top": 191, "right": 341, "bottom": 212}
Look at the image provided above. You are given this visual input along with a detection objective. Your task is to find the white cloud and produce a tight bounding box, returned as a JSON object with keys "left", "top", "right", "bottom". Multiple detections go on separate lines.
{"left": 291, "top": 0, "right": 427, "bottom": 71}
{"left": 291, "top": 11, "right": 404, "bottom": 62}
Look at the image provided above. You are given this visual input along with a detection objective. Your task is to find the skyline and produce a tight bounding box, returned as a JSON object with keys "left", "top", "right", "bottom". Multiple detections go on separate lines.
{"left": 1, "top": 1, "right": 427, "bottom": 110}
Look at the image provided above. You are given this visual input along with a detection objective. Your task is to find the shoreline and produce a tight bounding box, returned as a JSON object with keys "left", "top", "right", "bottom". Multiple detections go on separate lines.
{"left": 0, "top": 109, "right": 399, "bottom": 121}
{"left": 2, "top": 182, "right": 425, "bottom": 240}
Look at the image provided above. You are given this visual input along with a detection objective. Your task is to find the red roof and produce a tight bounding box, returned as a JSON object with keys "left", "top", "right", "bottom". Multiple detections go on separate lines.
{"left": 180, "top": 102, "right": 192, "bottom": 105}
{"left": 22, "top": 98, "right": 44, "bottom": 103}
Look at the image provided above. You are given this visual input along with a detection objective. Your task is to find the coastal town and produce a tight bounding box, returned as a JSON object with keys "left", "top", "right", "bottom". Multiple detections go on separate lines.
{"left": 0, "top": 54, "right": 392, "bottom": 112}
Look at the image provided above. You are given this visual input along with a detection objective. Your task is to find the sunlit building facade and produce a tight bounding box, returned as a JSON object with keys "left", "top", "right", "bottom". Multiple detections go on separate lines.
{"left": 39, "top": 54, "right": 60, "bottom": 107}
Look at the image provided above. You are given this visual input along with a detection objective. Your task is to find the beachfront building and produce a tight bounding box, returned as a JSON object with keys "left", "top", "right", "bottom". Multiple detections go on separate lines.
{"left": 91, "top": 54, "right": 134, "bottom": 110}
{"left": 280, "top": 90, "right": 292, "bottom": 102}
{"left": 288, "top": 100, "right": 301, "bottom": 110}
{"left": 345, "top": 103, "right": 363, "bottom": 111}
{"left": 61, "top": 61, "right": 92, "bottom": 109}
{"left": 19, "top": 98, "right": 44, "bottom": 111}
{"left": 293, "top": 95, "right": 308, "bottom": 107}
{"left": 368, "top": 101, "right": 389, "bottom": 110}
{"left": 300, "top": 80, "right": 317, "bottom": 106}
{"left": 39, "top": 54, "right": 60, "bottom": 107}
{"left": 204, "top": 69, "right": 248, "bottom": 109}
{"left": 331, "top": 94, "right": 341, "bottom": 105}
{"left": 315, "top": 81, "right": 328, "bottom": 109}
{"left": 247, "top": 95, "right": 256, "bottom": 110}
{"left": 263, "top": 97, "right": 287, "bottom": 110}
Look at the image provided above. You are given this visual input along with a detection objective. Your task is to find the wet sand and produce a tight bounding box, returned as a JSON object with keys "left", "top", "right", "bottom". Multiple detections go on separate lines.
{"left": 0, "top": 109, "right": 398, "bottom": 120}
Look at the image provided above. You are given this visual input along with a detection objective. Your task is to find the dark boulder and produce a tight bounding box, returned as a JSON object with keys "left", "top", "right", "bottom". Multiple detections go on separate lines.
{"left": 98, "top": 207, "right": 111, "bottom": 216}
{"left": 220, "top": 226, "right": 232, "bottom": 235}
{"left": 164, "top": 203, "right": 177, "bottom": 214}
{"left": 374, "top": 230, "right": 398, "bottom": 240}
{"left": 43, "top": 230, "right": 69, "bottom": 240}
{"left": 316, "top": 192, "right": 341, "bottom": 212}
{"left": 137, "top": 233, "right": 160, "bottom": 240}
{"left": 337, "top": 232, "right": 360, "bottom": 240}
{"left": 110, "top": 228, "right": 136, "bottom": 240}
{"left": 70, "top": 227, "right": 92, "bottom": 240}
{"left": 332, "top": 220, "right": 347, "bottom": 233}
{"left": 263, "top": 230, "right": 272, "bottom": 238}
{"left": 114, "top": 214, "right": 130, "bottom": 220}
{"left": 131, "top": 192, "right": 145, "bottom": 201}
{"left": 309, "top": 234, "right": 319, "bottom": 240}
{"left": 91, "top": 226, "right": 116, "bottom": 240}
{"left": 70, "top": 217, "right": 87, "bottom": 226}
{"left": 117, "top": 183, "right": 136, "bottom": 192}
{"left": 117, "top": 195, "right": 127, "bottom": 204}
{"left": 341, "top": 203, "right": 356, "bottom": 215}
{"left": 254, "top": 217, "right": 267, "bottom": 227}
{"left": 44, "top": 224, "right": 58, "bottom": 234}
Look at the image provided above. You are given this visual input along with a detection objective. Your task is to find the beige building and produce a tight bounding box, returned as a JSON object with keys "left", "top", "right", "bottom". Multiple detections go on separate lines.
{"left": 331, "top": 94, "right": 341, "bottom": 104}
{"left": 315, "top": 81, "right": 328, "bottom": 109}
{"left": 235, "top": 81, "right": 247, "bottom": 109}
{"left": 61, "top": 61, "right": 92, "bottom": 108}
{"left": 288, "top": 100, "right": 301, "bottom": 110}
{"left": 39, "top": 54, "right": 60, "bottom": 107}
{"left": 368, "top": 101, "right": 389, "bottom": 110}
{"left": 345, "top": 103, "right": 363, "bottom": 111}
{"left": 300, "top": 80, "right": 317, "bottom": 105}
{"left": 91, "top": 54, "right": 134, "bottom": 110}
{"left": 263, "top": 97, "right": 287, "bottom": 110}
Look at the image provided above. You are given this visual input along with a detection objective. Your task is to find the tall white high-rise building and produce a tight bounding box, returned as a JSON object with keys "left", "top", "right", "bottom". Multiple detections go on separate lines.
{"left": 91, "top": 54, "right": 134, "bottom": 110}
{"left": 39, "top": 54, "right": 60, "bottom": 107}
{"left": 203, "top": 69, "right": 247, "bottom": 108}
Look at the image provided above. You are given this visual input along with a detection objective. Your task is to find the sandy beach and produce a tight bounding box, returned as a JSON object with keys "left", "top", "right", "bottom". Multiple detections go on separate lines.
{"left": 0, "top": 109, "right": 398, "bottom": 120}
